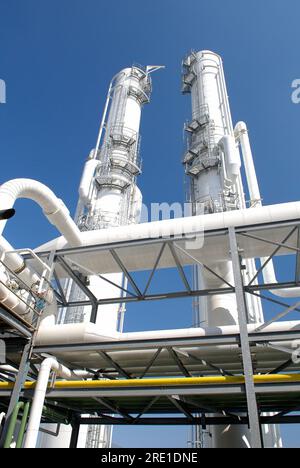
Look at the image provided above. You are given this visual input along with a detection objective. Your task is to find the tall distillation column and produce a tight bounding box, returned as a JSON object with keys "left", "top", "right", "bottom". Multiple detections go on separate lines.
{"left": 182, "top": 50, "right": 280, "bottom": 448}
{"left": 77, "top": 66, "right": 152, "bottom": 449}
{"left": 40, "top": 65, "right": 153, "bottom": 449}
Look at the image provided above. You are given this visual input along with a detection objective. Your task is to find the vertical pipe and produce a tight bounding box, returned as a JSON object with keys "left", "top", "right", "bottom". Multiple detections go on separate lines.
{"left": 16, "top": 402, "right": 30, "bottom": 448}
{"left": 24, "top": 358, "right": 77, "bottom": 448}
{"left": 3, "top": 402, "right": 24, "bottom": 448}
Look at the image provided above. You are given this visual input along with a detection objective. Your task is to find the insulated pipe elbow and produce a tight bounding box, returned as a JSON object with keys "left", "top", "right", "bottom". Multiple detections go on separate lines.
{"left": 24, "top": 358, "right": 79, "bottom": 449}
{"left": 0, "top": 179, "right": 82, "bottom": 246}
{"left": 218, "top": 135, "right": 241, "bottom": 186}
{"left": 79, "top": 156, "right": 99, "bottom": 203}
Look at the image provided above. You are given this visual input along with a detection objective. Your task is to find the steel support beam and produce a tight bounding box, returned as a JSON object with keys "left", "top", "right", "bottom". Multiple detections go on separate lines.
{"left": 167, "top": 347, "right": 191, "bottom": 378}
{"left": 134, "top": 396, "right": 160, "bottom": 421}
{"left": 110, "top": 249, "right": 142, "bottom": 298}
{"left": 93, "top": 397, "right": 133, "bottom": 421}
{"left": 69, "top": 418, "right": 80, "bottom": 449}
{"left": 175, "top": 348, "right": 233, "bottom": 377}
{"left": 167, "top": 395, "right": 195, "bottom": 421}
{"left": 143, "top": 243, "right": 166, "bottom": 296}
{"left": 0, "top": 307, "right": 33, "bottom": 338}
{"left": 168, "top": 243, "right": 191, "bottom": 293}
{"left": 255, "top": 300, "right": 300, "bottom": 332}
{"left": 174, "top": 243, "right": 234, "bottom": 288}
{"left": 239, "top": 231, "right": 300, "bottom": 254}
{"left": 57, "top": 256, "right": 98, "bottom": 323}
{"left": 268, "top": 359, "right": 293, "bottom": 375}
{"left": 53, "top": 270, "right": 68, "bottom": 307}
{"left": 228, "top": 227, "right": 263, "bottom": 449}
{"left": 97, "top": 351, "right": 131, "bottom": 379}
{"left": 139, "top": 348, "right": 162, "bottom": 379}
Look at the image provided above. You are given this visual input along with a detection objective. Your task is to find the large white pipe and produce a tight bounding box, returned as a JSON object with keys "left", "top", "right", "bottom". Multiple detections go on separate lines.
{"left": 0, "top": 236, "right": 40, "bottom": 289}
{"left": 35, "top": 319, "right": 300, "bottom": 346}
{"left": 219, "top": 135, "right": 241, "bottom": 186}
{"left": 235, "top": 122, "right": 261, "bottom": 206}
{"left": 24, "top": 358, "right": 79, "bottom": 449}
{"left": 79, "top": 156, "right": 99, "bottom": 203}
{"left": 0, "top": 268, "right": 32, "bottom": 317}
{"left": 235, "top": 121, "right": 300, "bottom": 298}
{"left": 35, "top": 200, "right": 300, "bottom": 257}
{"left": 0, "top": 179, "right": 82, "bottom": 246}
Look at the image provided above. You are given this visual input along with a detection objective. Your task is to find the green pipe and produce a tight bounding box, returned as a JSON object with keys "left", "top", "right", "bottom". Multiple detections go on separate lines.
{"left": 3, "top": 402, "right": 67, "bottom": 448}
{"left": 16, "top": 402, "right": 30, "bottom": 449}
{"left": 3, "top": 401, "right": 24, "bottom": 448}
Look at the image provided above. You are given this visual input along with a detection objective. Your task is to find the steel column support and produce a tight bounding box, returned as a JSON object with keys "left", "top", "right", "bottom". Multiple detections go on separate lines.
{"left": 70, "top": 418, "right": 80, "bottom": 449}
{"left": 228, "top": 227, "right": 263, "bottom": 449}
{"left": 0, "top": 340, "right": 32, "bottom": 448}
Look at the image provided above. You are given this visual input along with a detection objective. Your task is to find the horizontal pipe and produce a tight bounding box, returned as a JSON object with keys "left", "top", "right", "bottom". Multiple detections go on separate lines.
{"left": 2, "top": 373, "right": 300, "bottom": 391}
{"left": 35, "top": 200, "right": 300, "bottom": 256}
{"left": 0, "top": 236, "right": 40, "bottom": 289}
{"left": 35, "top": 319, "right": 300, "bottom": 347}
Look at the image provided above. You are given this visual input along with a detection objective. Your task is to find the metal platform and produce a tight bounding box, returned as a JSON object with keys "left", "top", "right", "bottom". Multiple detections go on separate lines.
{"left": 1, "top": 222, "right": 300, "bottom": 448}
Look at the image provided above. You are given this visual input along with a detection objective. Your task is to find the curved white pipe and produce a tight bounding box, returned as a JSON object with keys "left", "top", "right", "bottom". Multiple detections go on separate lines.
{"left": 218, "top": 135, "right": 241, "bottom": 186}
{"left": 235, "top": 121, "right": 300, "bottom": 298}
{"left": 79, "top": 156, "right": 99, "bottom": 203}
{"left": 0, "top": 365, "right": 18, "bottom": 374}
{"left": 24, "top": 358, "right": 79, "bottom": 449}
{"left": 0, "top": 179, "right": 82, "bottom": 246}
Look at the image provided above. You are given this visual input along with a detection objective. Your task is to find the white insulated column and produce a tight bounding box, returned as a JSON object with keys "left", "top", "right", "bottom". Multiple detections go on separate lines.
{"left": 182, "top": 50, "right": 259, "bottom": 448}
{"left": 183, "top": 51, "right": 239, "bottom": 328}
{"left": 76, "top": 67, "right": 151, "bottom": 332}
{"left": 80, "top": 66, "right": 151, "bottom": 448}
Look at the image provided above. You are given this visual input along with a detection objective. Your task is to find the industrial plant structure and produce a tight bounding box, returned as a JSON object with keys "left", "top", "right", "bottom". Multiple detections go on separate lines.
{"left": 0, "top": 51, "right": 300, "bottom": 449}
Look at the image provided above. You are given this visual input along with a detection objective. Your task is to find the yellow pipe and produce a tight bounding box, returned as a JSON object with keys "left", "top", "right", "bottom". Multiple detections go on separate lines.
{"left": 0, "top": 373, "right": 300, "bottom": 391}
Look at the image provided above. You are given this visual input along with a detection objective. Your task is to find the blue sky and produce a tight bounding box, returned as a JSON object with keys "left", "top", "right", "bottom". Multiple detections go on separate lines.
{"left": 1, "top": 0, "right": 300, "bottom": 448}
